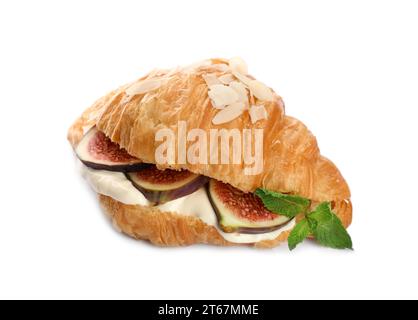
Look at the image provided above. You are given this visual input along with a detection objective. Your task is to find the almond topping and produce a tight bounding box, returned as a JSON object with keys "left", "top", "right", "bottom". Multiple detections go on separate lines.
{"left": 147, "top": 68, "right": 170, "bottom": 78}
{"left": 249, "top": 105, "right": 268, "bottom": 124}
{"left": 218, "top": 74, "right": 235, "bottom": 85}
{"left": 247, "top": 80, "right": 274, "bottom": 101}
{"left": 125, "top": 79, "right": 162, "bottom": 96}
{"left": 211, "top": 64, "right": 230, "bottom": 72}
{"left": 212, "top": 102, "right": 246, "bottom": 125}
{"left": 203, "top": 74, "right": 222, "bottom": 87}
{"left": 231, "top": 70, "right": 252, "bottom": 87}
{"left": 229, "top": 81, "right": 249, "bottom": 105}
{"left": 208, "top": 84, "right": 239, "bottom": 109}
{"left": 166, "top": 66, "right": 181, "bottom": 77}
{"left": 184, "top": 59, "right": 212, "bottom": 71}
{"left": 229, "top": 57, "right": 248, "bottom": 74}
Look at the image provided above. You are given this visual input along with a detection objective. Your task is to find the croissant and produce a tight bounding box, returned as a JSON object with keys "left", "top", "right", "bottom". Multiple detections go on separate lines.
{"left": 68, "top": 58, "right": 352, "bottom": 248}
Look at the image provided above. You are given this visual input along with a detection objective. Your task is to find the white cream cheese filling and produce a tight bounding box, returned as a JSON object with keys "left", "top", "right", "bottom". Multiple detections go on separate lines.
{"left": 79, "top": 162, "right": 295, "bottom": 244}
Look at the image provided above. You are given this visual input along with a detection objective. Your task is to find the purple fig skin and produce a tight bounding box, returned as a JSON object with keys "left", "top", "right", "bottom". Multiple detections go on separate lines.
{"left": 225, "top": 220, "right": 293, "bottom": 234}
{"left": 77, "top": 127, "right": 148, "bottom": 172}
{"left": 80, "top": 160, "right": 152, "bottom": 172}
{"left": 206, "top": 182, "right": 293, "bottom": 234}
{"left": 126, "top": 174, "right": 209, "bottom": 205}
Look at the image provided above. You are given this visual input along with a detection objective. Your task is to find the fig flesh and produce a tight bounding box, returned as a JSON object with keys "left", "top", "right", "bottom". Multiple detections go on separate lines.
{"left": 76, "top": 127, "right": 147, "bottom": 172}
{"left": 126, "top": 165, "right": 209, "bottom": 205}
{"left": 207, "top": 179, "right": 292, "bottom": 234}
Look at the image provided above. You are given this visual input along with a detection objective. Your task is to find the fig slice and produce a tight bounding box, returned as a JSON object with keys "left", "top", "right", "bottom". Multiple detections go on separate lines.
{"left": 76, "top": 127, "right": 147, "bottom": 172}
{"left": 126, "top": 165, "right": 209, "bottom": 205}
{"left": 207, "top": 179, "right": 292, "bottom": 234}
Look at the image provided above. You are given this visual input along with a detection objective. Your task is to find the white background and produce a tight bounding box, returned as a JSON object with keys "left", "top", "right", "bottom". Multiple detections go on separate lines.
{"left": 0, "top": 0, "right": 417, "bottom": 300}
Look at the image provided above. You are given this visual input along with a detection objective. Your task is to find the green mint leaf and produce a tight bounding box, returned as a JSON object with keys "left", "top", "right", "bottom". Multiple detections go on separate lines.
{"left": 308, "top": 202, "right": 353, "bottom": 250}
{"left": 288, "top": 219, "right": 311, "bottom": 251}
{"left": 308, "top": 202, "right": 333, "bottom": 222}
{"left": 306, "top": 215, "right": 318, "bottom": 231}
{"left": 255, "top": 189, "right": 311, "bottom": 218}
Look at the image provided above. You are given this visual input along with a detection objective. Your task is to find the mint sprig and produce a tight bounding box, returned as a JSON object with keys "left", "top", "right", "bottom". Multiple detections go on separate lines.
{"left": 255, "top": 189, "right": 311, "bottom": 218}
{"left": 308, "top": 202, "right": 353, "bottom": 250}
{"left": 287, "top": 218, "right": 311, "bottom": 250}
{"left": 255, "top": 189, "right": 353, "bottom": 251}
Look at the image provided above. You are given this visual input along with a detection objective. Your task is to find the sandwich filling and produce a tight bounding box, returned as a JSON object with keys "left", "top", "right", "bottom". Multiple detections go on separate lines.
{"left": 76, "top": 127, "right": 297, "bottom": 244}
{"left": 80, "top": 164, "right": 295, "bottom": 244}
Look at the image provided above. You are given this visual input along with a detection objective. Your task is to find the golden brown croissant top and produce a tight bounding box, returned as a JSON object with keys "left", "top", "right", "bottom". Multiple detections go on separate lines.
{"left": 68, "top": 58, "right": 350, "bottom": 203}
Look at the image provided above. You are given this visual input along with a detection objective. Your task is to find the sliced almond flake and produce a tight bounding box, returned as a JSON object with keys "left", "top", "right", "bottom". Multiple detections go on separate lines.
{"left": 147, "top": 68, "right": 169, "bottom": 78}
{"left": 210, "top": 63, "right": 230, "bottom": 72}
{"left": 212, "top": 102, "right": 245, "bottom": 125}
{"left": 218, "top": 74, "right": 235, "bottom": 85}
{"left": 208, "top": 84, "right": 239, "bottom": 109}
{"left": 229, "top": 57, "right": 248, "bottom": 74}
{"left": 184, "top": 59, "right": 212, "bottom": 72}
{"left": 125, "top": 78, "right": 162, "bottom": 96}
{"left": 229, "top": 81, "right": 249, "bottom": 105}
{"left": 166, "top": 66, "right": 181, "bottom": 77}
{"left": 231, "top": 70, "right": 252, "bottom": 87}
{"left": 202, "top": 74, "right": 222, "bottom": 87}
{"left": 249, "top": 105, "right": 268, "bottom": 124}
{"left": 247, "top": 80, "right": 274, "bottom": 101}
